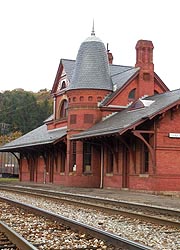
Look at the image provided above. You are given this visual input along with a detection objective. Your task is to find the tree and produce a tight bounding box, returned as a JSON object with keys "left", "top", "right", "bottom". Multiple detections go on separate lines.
{"left": 0, "top": 89, "right": 52, "bottom": 135}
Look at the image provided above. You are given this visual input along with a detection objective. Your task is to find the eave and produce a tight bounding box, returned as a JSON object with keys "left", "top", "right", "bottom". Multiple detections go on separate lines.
{"left": 71, "top": 98, "right": 180, "bottom": 141}
{"left": 147, "top": 100, "right": 180, "bottom": 120}
{"left": 0, "top": 135, "right": 66, "bottom": 153}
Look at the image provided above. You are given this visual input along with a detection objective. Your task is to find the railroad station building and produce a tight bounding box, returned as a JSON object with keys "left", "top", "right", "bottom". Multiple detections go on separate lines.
{"left": 1, "top": 29, "right": 180, "bottom": 192}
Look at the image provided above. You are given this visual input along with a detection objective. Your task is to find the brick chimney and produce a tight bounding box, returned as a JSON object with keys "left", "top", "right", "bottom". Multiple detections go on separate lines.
{"left": 135, "top": 40, "right": 155, "bottom": 97}
{"left": 107, "top": 43, "right": 113, "bottom": 64}
{"left": 135, "top": 40, "right": 154, "bottom": 70}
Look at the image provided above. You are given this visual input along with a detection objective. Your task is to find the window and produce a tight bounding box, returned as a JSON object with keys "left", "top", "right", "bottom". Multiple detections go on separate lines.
{"left": 61, "top": 80, "right": 66, "bottom": 89}
{"left": 83, "top": 143, "right": 91, "bottom": 172}
{"left": 60, "top": 100, "right": 68, "bottom": 118}
{"left": 84, "top": 114, "right": 93, "bottom": 123}
{"left": 57, "top": 79, "right": 66, "bottom": 91}
{"left": 128, "top": 88, "right": 136, "bottom": 99}
{"left": 72, "top": 142, "right": 76, "bottom": 171}
{"left": 107, "top": 150, "right": 113, "bottom": 173}
{"left": 88, "top": 96, "right": 93, "bottom": 101}
{"left": 60, "top": 152, "right": 65, "bottom": 172}
{"left": 70, "top": 114, "right": 77, "bottom": 124}
{"left": 141, "top": 135, "right": 149, "bottom": 174}
{"left": 97, "top": 96, "right": 102, "bottom": 102}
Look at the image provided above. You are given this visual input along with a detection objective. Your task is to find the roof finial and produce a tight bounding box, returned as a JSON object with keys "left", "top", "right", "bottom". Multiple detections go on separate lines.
{"left": 107, "top": 43, "right": 110, "bottom": 52}
{"left": 91, "top": 19, "right": 95, "bottom": 36}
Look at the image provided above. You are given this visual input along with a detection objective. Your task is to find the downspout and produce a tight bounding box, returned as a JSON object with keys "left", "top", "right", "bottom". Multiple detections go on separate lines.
{"left": 100, "top": 145, "right": 104, "bottom": 189}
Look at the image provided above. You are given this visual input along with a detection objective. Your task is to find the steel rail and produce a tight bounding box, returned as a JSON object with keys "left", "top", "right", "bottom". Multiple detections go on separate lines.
{"left": 0, "top": 196, "right": 153, "bottom": 250}
{"left": 1, "top": 184, "right": 179, "bottom": 216}
{"left": 38, "top": 189, "right": 180, "bottom": 216}
{"left": 0, "top": 185, "right": 180, "bottom": 228}
{"left": 0, "top": 220, "right": 38, "bottom": 250}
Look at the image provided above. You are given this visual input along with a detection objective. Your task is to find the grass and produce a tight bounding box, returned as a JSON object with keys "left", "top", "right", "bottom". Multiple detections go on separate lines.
{"left": 0, "top": 178, "right": 19, "bottom": 183}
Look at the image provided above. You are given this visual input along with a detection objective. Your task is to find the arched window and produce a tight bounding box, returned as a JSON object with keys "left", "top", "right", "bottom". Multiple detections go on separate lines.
{"left": 88, "top": 96, "right": 93, "bottom": 101}
{"left": 60, "top": 99, "right": 68, "bottom": 118}
{"left": 128, "top": 88, "right": 136, "bottom": 100}
{"left": 61, "top": 80, "right": 66, "bottom": 89}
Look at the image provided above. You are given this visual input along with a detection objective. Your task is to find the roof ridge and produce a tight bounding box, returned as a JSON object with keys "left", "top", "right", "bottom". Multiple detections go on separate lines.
{"left": 111, "top": 67, "right": 139, "bottom": 77}
{"left": 110, "top": 64, "right": 134, "bottom": 68}
{"left": 61, "top": 58, "right": 75, "bottom": 62}
{"left": 145, "top": 88, "right": 180, "bottom": 99}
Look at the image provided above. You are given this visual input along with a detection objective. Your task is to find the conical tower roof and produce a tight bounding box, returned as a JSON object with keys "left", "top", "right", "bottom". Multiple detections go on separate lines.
{"left": 68, "top": 31, "right": 113, "bottom": 91}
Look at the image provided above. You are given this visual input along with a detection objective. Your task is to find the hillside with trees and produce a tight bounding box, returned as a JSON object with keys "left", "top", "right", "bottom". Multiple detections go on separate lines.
{"left": 0, "top": 89, "right": 53, "bottom": 144}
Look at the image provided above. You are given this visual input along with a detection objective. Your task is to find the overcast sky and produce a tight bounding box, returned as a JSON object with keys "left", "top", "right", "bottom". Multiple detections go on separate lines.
{"left": 0, "top": 0, "right": 179, "bottom": 92}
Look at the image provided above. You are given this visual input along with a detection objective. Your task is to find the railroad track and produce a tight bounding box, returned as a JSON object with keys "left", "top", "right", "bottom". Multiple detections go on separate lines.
{"left": 0, "top": 196, "right": 152, "bottom": 250}
{"left": 0, "top": 184, "right": 179, "bottom": 228}
{"left": 0, "top": 185, "right": 180, "bottom": 249}
{"left": 0, "top": 220, "right": 37, "bottom": 250}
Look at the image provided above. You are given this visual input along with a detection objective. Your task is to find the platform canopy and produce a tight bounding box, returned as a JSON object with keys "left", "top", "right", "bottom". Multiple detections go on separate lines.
{"left": 0, "top": 124, "right": 67, "bottom": 152}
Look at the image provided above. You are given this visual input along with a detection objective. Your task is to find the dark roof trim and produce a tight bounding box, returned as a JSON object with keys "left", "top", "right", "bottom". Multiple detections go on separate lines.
{"left": 102, "top": 69, "right": 140, "bottom": 106}
{"left": 154, "top": 73, "right": 170, "bottom": 91}
{"left": 70, "top": 129, "right": 120, "bottom": 140}
{"left": 51, "top": 59, "right": 63, "bottom": 94}
{"left": 147, "top": 100, "right": 180, "bottom": 120}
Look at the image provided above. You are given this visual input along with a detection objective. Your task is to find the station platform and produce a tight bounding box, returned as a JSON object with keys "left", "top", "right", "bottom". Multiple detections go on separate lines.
{"left": 3, "top": 180, "right": 180, "bottom": 210}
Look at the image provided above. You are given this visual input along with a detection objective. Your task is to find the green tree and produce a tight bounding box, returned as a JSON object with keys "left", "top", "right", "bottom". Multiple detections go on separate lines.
{"left": 0, "top": 89, "right": 52, "bottom": 135}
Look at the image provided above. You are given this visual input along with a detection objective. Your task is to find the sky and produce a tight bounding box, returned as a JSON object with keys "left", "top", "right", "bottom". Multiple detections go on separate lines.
{"left": 0, "top": 0, "right": 180, "bottom": 92}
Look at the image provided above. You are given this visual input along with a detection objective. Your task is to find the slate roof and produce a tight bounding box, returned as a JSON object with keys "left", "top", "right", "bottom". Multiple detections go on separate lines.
{"left": 61, "top": 59, "right": 75, "bottom": 81}
{"left": 71, "top": 89, "right": 180, "bottom": 140}
{"left": 62, "top": 59, "right": 139, "bottom": 94}
{"left": 111, "top": 67, "right": 139, "bottom": 90}
{"left": 110, "top": 64, "right": 135, "bottom": 76}
{"left": 0, "top": 125, "right": 67, "bottom": 152}
{"left": 68, "top": 35, "right": 113, "bottom": 91}
{"left": 100, "top": 67, "right": 140, "bottom": 106}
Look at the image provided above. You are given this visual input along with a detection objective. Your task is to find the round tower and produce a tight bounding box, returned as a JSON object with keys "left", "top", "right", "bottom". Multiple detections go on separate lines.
{"left": 67, "top": 31, "right": 113, "bottom": 134}
{"left": 66, "top": 30, "right": 113, "bottom": 180}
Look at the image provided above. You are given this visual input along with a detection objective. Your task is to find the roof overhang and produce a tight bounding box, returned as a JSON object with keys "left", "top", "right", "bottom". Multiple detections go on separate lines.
{"left": 0, "top": 125, "right": 67, "bottom": 153}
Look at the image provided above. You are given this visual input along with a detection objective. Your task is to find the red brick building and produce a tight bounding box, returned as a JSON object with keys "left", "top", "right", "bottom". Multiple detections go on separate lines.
{"left": 1, "top": 30, "right": 180, "bottom": 192}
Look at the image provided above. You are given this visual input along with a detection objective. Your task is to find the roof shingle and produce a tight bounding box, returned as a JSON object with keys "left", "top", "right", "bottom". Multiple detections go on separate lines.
{"left": 0, "top": 125, "right": 67, "bottom": 151}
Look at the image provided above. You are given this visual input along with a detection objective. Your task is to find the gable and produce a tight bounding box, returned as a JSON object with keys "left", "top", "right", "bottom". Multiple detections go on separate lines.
{"left": 100, "top": 72, "right": 139, "bottom": 107}
{"left": 100, "top": 70, "right": 169, "bottom": 109}
{"left": 51, "top": 59, "right": 75, "bottom": 94}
